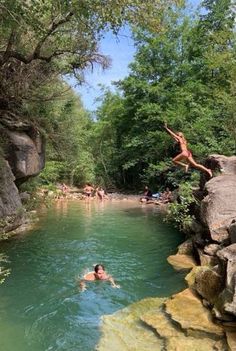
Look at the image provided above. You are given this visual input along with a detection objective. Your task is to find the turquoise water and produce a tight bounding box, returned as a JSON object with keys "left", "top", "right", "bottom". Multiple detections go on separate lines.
{"left": 0, "top": 200, "right": 186, "bottom": 351}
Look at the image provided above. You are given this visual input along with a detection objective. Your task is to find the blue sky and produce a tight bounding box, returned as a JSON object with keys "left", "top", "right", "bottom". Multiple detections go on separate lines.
{"left": 69, "top": 1, "right": 201, "bottom": 111}
{"left": 68, "top": 27, "right": 135, "bottom": 111}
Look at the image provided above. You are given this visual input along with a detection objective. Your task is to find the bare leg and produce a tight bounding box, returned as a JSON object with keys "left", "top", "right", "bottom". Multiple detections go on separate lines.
{"left": 188, "top": 156, "right": 212, "bottom": 177}
{"left": 172, "top": 153, "right": 189, "bottom": 172}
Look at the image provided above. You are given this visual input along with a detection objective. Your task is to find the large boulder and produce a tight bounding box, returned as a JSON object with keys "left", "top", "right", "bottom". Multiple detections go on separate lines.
{"left": 6, "top": 130, "right": 45, "bottom": 184}
{"left": 0, "top": 158, "right": 22, "bottom": 218}
{"left": 217, "top": 245, "right": 236, "bottom": 317}
{"left": 0, "top": 158, "right": 24, "bottom": 232}
{"left": 199, "top": 155, "right": 236, "bottom": 243}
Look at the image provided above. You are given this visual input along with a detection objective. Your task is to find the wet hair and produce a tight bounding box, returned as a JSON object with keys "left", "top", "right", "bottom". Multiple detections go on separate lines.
{"left": 94, "top": 264, "right": 105, "bottom": 273}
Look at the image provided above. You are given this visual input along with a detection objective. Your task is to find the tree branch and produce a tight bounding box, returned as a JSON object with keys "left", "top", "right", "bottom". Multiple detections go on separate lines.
{"left": 0, "top": 11, "right": 74, "bottom": 65}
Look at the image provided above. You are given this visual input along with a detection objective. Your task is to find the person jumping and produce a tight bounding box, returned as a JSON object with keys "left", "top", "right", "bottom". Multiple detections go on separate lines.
{"left": 164, "top": 122, "right": 212, "bottom": 177}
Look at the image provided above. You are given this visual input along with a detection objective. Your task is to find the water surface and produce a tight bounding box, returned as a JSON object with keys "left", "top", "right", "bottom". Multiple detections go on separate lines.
{"left": 0, "top": 200, "right": 186, "bottom": 351}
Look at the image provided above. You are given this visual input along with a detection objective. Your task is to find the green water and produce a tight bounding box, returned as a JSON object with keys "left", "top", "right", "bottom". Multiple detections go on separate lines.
{"left": 0, "top": 200, "right": 186, "bottom": 351}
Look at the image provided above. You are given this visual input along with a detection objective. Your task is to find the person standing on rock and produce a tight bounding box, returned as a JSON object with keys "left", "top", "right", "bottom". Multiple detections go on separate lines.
{"left": 164, "top": 123, "right": 212, "bottom": 177}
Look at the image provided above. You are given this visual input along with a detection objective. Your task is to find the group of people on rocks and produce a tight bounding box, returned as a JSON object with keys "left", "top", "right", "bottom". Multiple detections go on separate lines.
{"left": 58, "top": 123, "right": 212, "bottom": 204}
{"left": 83, "top": 183, "right": 109, "bottom": 200}
{"left": 140, "top": 186, "right": 173, "bottom": 205}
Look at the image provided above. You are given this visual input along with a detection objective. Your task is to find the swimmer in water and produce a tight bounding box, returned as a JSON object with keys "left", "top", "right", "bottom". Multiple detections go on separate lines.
{"left": 164, "top": 122, "right": 212, "bottom": 177}
{"left": 79, "top": 264, "right": 120, "bottom": 291}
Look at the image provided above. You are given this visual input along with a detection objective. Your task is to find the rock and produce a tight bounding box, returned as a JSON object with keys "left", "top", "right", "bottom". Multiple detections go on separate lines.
{"left": 190, "top": 219, "right": 205, "bottom": 235}
{"left": 229, "top": 220, "right": 236, "bottom": 244}
{"left": 6, "top": 130, "right": 45, "bottom": 183}
{"left": 205, "top": 154, "right": 236, "bottom": 176}
{"left": 197, "top": 248, "right": 219, "bottom": 266}
{"left": 226, "top": 331, "right": 236, "bottom": 351}
{"left": 215, "top": 245, "right": 236, "bottom": 317}
{"left": 185, "top": 266, "right": 200, "bottom": 287}
{"left": 167, "top": 254, "right": 196, "bottom": 270}
{"left": 96, "top": 297, "right": 165, "bottom": 351}
{"left": 141, "top": 310, "right": 226, "bottom": 351}
{"left": 165, "top": 288, "right": 224, "bottom": 337}
{"left": 19, "top": 192, "right": 30, "bottom": 203}
{"left": 200, "top": 175, "right": 236, "bottom": 243}
{"left": 194, "top": 267, "right": 224, "bottom": 304}
{"left": 204, "top": 244, "right": 221, "bottom": 256}
{"left": 177, "top": 239, "right": 193, "bottom": 255}
{"left": 0, "top": 158, "right": 22, "bottom": 218}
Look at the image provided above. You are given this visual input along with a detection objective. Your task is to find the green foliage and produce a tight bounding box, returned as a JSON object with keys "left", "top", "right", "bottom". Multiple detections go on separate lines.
{"left": 92, "top": 2, "right": 236, "bottom": 189}
{"left": 39, "top": 161, "right": 65, "bottom": 185}
{"left": 166, "top": 181, "right": 197, "bottom": 232}
{"left": 0, "top": 253, "right": 10, "bottom": 285}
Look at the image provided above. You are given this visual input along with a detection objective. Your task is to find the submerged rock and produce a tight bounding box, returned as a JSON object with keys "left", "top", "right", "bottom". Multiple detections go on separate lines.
{"left": 96, "top": 297, "right": 165, "bottom": 351}
{"left": 165, "top": 288, "right": 224, "bottom": 337}
{"left": 167, "top": 254, "right": 196, "bottom": 270}
{"left": 97, "top": 293, "right": 228, "bottom": 351}
{"left": 141, "top": 309, "right": 226, "bottom": 351}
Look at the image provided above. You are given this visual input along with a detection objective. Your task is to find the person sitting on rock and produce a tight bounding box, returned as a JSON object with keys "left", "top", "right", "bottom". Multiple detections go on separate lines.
{"left": 140, "top": 186, "right": 153, "bottom": 203}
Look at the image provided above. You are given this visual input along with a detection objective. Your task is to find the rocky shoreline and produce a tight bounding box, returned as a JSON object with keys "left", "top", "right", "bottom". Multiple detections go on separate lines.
{"left": 1, "top": 152, "right": 236, "bottom": 349}
{"left": 97, "top": 155, "right": 236, "bottom": 351}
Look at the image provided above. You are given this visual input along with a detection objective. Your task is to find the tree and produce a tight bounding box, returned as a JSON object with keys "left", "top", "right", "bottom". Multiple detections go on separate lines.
{"left": 93, "top": 2, "right": 236, "bottom": 189}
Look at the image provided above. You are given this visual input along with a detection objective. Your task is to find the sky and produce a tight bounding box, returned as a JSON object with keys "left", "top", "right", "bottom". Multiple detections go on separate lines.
{"left": 68, "top": 1, "right": 200, "bottom": 111}
{"left": 68, "top": 27, "right": 135, "bottom": 111}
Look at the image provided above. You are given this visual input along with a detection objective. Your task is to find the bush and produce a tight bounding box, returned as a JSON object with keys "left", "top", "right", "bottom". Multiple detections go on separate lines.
{"left": 166, "top": 181, "right": 197, "bottom": 232}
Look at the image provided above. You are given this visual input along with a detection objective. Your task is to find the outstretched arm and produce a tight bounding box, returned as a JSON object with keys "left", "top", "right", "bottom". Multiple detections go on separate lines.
{"left": 164, "top": 123, "right": 180, "bottom": 142}
{"left": 108, "top": 275, "right": 120, "bottom": 289}
{"left": 79, "top": 279, "right": 87, "bottom": 292}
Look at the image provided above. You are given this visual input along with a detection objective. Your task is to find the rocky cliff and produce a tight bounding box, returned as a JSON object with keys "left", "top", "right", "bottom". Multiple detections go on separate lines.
{"left": 176, "top": 155, "right": 236, "bottom": 326}
{"left": 0, "top": 111, "right": 45, "bottom": 233}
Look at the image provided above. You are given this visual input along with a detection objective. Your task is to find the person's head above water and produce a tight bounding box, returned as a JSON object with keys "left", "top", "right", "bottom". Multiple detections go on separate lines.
{"left": 94, "top": 264, "right": 106, "bottom": 280}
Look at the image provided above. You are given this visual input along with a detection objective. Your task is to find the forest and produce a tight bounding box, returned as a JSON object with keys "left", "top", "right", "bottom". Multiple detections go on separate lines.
{"left": 1, "top": 0, "right": 235, "bottom": 193}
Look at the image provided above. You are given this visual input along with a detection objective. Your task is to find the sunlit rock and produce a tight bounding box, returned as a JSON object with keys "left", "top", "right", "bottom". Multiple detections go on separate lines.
{"left": 0, "top": 159, "right": 21, "bottom": 219}
{"left": 165, "top": 288, "right": 224, "bottom": 337}
{"left": 197, "top": 248, "right": 219, "bottom": 266}
{"left": 217, "top": 245, "right": 236, "bottom": 317}
{"left": 229, "top": 220, "right": 236, "bottom": 244}
{"left": 177, "top": 239, "right": 193, "bottom": 255}
{"left": 200, "top": 156, "right": 236, "bottom": 243}
{"left": 141, "top": 310, "right": 216, "bottom": 351}
{"left": 96, "top": 297, "right": 165, "bottom": 351}
{"left": 167, "top": 254, "right": 196, "bottom": 270}
{"left": 6, "top": 130, "right": 45, "bottom": 184}
{"left": 194, "top": 267, "right": 224, "bottom": 304}
{"left": 225, "top": 331, "right": 236, "bottom": 351}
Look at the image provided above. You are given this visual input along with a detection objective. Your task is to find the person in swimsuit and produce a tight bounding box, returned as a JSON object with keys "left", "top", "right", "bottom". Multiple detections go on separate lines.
{"left": 164, "top": 123, "right": 212, "bottom": 177}
{"left": 83, "top": 183, "right": 94, "bottom": 197}
{"left": 79, "top": 264, "right": 120, "bottom": 291}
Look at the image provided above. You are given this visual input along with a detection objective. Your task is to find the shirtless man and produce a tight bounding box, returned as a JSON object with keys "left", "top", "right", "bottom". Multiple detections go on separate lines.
{"left": 164, "top": 123, "right": 212, "bottom": 177}
{"left": 79, "top": 264, "right": 120, "bottom": 291}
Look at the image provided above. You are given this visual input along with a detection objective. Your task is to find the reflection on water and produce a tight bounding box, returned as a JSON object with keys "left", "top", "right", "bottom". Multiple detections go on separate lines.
{"left": 0, "top": 201, "right": 185, "bottom": 351}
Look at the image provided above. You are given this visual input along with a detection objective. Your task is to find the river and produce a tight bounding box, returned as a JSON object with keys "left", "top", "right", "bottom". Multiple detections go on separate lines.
{"left": 0, "top": 200, "right": 186, "bottom": 351}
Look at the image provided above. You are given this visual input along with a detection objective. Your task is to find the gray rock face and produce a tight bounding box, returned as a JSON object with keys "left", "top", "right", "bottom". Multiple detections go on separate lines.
{"left": 0, "top": 112, "right": 45, "bottom": 233}
{"left": 229, "top": 221, "right": 236, "bottom": 244}
{"left": 180, "top": 155, "right": 236, "bottom": 323}
{"left": 200, "top": 155, "right": 236, "bottom": 243}
{"left": 205, "top": 154, "right": 236, "bottom": 176}
{"left": 6, "top": 130, "right": 45, "bottom": 183}
{"left": 194, "top": 267, "right": 224, "bottom": 305}
{"left": 0, "top": 158, "right": 22, "bottom": 218}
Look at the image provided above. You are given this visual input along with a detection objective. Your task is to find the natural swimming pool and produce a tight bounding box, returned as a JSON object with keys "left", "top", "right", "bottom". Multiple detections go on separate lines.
{"left": 0, "top": 200, "right": 186, "bottom": 351}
